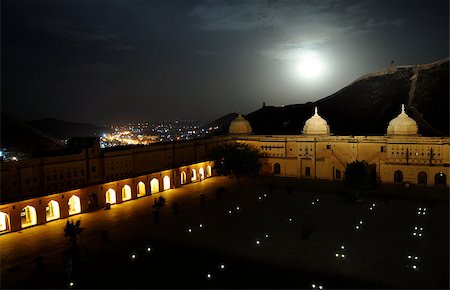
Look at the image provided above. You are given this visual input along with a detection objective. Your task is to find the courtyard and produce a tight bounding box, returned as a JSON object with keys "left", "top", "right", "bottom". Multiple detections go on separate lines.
{"left": 1, "top": 176, "right": 448, "bottom": 289}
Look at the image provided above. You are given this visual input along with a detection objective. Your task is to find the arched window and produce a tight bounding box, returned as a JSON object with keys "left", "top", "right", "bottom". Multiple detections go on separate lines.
{"left": 68, "top": 195, "right": 81, "bottom": 215}
{"left": 199, "top": 168, "right": 205, "bottom": 180}
{"left": 191, "top": 169, "right": 197, "bottom": 182}
{"left": 105, "top": 189, "right": 117, "bottom": 204}
{"left": 394, "top": 170, "right": 403, "bottom": 183}
{"left": 21, "top": 206, "right": 37, "bottom": 228}
{"left": 434, "top": 172, "right": 446, "bottom": 186}
{"left": 417, "top": 172, "right": 427, "bottom": 185}
{"left": 206, "top": 166, "right": 212, "bottom": 177}
{"left": 150, "top": 178, "right": 159, "bottom": 194}
{"left": 180, "top": 171, "right": 187, "bottom": 185}
{"left": 46, "top": 200, "right": 60, "bottom": 221}
{"left": 274, "top": 163, "right": 281, "bottom": 174}
{"left": 0, "top": 212, "right": 10, "bottom": 232}
{"left": 163, "top": 176, "right": 170, "bottom": 191}
{"left": 122, "top": 185, "right": 132, "bottom": 201}
{"left": 137, "top": 181, "right": 146, "bottom": 197}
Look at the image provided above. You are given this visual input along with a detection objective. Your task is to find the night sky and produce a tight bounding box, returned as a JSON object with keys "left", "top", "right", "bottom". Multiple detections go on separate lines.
{"left": 1, "top": 0, "right": 448, "bottom": 124}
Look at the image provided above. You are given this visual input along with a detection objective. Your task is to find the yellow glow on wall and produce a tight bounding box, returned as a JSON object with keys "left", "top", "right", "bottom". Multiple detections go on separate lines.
{"left": 181, "top": 171, "right": 187, "bottom": 185}
{"left": 199, "top": 168, "right": 205, "bottom": 180}
{"left": 137, "top": 181, "right": 146, "bottom": 197}
{"left": 68, "top": 195, "right": 82, "bottom": 215}
{"left": 46, "top": 200, "right": 60, "bottom": 221}
{"left": 206, "top": 165, "right": 212, "bottom": 177}
{"left": 105, "top": 189, "right": 117, "bottom": 204}
{"left": 122, "top": 185, "right": 132, "bottom": 201}
{"left": 0, "top": 212, "right": 10, "bottom": 232}
{"left": 163, "top": 176, "right": 170, "bottom": 191}
{"left": 150, "top": 178, "right": 159, "bottom": 194}
{"left": 191, "top": 169, "right": 197, "bottom": 182}
{"left": 21, "top": 206, "right": 37, "bottom": 228}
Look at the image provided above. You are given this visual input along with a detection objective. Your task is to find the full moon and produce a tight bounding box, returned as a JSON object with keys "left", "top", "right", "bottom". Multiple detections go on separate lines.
{"left": 295, "top": 51, "right": 324, "bottom": 80}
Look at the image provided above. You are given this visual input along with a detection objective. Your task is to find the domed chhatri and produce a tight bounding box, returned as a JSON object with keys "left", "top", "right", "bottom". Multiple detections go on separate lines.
{"left": 229, "top": 114, "right": 252, "bottom": 134}
{"left": 303, "top": 107, "right": 331, "bottom": 135}
{"left": 387, "top": 104, "right": 418, "bottom": 135}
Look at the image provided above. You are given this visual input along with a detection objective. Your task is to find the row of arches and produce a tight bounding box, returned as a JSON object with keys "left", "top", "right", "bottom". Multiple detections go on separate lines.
{"left": 1, "top": 165, "right": 213, "bottom": 233}
{"left": 1, "top": 195, "right": 84, "bottom": 231}
{"left": 180, "top": 166, "right": 211, "bottom": 185}
{"left": 394, "top": 170, "right": 447, "bottom": 185}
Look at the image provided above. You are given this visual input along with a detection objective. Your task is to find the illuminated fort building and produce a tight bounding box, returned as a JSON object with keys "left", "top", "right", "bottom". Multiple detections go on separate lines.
{"left": 0, "top": 105, "right": 448, "bottom": 234}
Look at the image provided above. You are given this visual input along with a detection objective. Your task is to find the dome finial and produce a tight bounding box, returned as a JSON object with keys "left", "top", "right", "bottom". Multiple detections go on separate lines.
{"left": 314, "top": 106, "right": 318, "bottom": 115}
{"left": 401, "top": 104, "right": 405, "bottom": 113}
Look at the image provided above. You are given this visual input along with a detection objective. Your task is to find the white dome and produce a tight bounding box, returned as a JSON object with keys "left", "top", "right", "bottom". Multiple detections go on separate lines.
{"left": 387, "top": 104, "right": 418, "bottom": 135}
{"left": 303, "top": 107, "right": 330, "bottom": 135}
{"left": 229, "top": 114, "right": 252, "bottom": 134}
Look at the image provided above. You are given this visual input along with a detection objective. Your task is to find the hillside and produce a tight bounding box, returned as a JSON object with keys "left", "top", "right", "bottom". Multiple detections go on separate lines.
{"left": 28, "top": 118, "right": 106, "bottom": 140}
{"left": 242, "top": 57, "right": 449, "bottom": 136}
{"left": 0, "top": 111, "right": 65, "bottom": 154}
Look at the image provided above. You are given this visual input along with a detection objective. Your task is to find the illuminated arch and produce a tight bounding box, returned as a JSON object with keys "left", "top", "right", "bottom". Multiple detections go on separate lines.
{"left": 137, "top": 181, "right": 146, "bottom": 197}
{"left": 68, "top": 195, "right": 81, "bottom": 215}
{"left": 394, "top": 170, "right": 403, "bottom": 183}
{"left": 150, "top": 178, "right": 159, "bottom": 194}
{"left": 206, "top": 165, "right": 212, "bottom": 177}
{"left": 21, "top": 205, "right": 37, "bottom": 228}
{"left": 417, "top": 172, "right": 427, "bottom": 185}
{"left": 191, "top": 169, "right": 197, "bottom": 182}
{"left": 0, "top": 212, "right": 10, "bottom": 232}
{"left": 435, "top": 172, "right": 446, "bottom": 186}
{"left": 180, "top": 171, "right": 187, "bottom": 185}
{"left": 46, "top": 200, "right": 60, "bottom": 221}
{"left": 163, "top": 176, "right": 170, "bottom": 191}
{"left": 199, "top": 168, "right": 205, "bottom": 180}
{"left": 122, "top": 185, "right": 132, "bottom": 201}
{"left": 105, "top": 189, "right": 117, "bottom": 204}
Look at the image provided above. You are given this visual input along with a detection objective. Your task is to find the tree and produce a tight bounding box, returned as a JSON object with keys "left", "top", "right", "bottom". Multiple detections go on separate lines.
{"left": 343, "top": 160, "right": 377, "bottom": 200}
{"left": 209, "top": 142, "right": 261, "bottom": 185}
{"left": 64, "top": 219, "right": 84, "bottom": 248}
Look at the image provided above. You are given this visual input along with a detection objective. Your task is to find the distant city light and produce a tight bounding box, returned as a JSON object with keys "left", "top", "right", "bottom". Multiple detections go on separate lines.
{"left": 256, "top": 239, "right": 261, "bottom": 245}
{"left": 206, "top": 272, "right": 212, "bottom": 280}
{"left": 188, "top": 228, "right": 192, "bottom": 233}
{"left": 219, "top": 263, "right": 226, "bottom": 270}
{"left": 130, "top": 253, "right": 137, "bottom": 260}
{"left": 146, "top": 246, "right": 152, "bottom": 253}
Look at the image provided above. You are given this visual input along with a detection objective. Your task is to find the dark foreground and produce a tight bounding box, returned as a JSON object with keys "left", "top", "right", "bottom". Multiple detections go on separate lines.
{"left": 1, "top": 176, "right": 449, "bottom": 289}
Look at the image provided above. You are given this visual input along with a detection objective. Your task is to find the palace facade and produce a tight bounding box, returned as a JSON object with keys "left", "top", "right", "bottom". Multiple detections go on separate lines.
{"left": 0, "top": 105, "right": 448, "bottom": 234}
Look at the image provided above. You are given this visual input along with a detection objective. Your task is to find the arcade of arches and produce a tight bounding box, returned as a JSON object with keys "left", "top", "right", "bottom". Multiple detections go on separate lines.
{"left": 0, "top": 162, "right": 214, "bottom": 234}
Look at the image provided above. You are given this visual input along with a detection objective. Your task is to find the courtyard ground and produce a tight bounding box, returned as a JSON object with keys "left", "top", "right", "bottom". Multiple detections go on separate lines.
{"left": 1, "top": 176, "right": 448, "bottom": 289}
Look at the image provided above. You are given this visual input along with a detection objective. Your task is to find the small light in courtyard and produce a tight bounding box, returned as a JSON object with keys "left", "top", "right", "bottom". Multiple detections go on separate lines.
{"left": 414, "top": 256, "right": 419, "bottom": 260}
{"left": 407, "top": 255, "right": 412, "bottom": 259}
{"left": 418, "top": 233, "right": 422, "bottom": 237}
{"left": 341, "top": 254, "right": 345, "bottom": 258}
{"left": 319, "top": 286, "right": 323, "bottom": 290}
{"left": 355, "top": 225, "right": 360, "bottom": 230}
{"left": 199, "top": 223, "right": 204, "bottom": 228}
{"left": 206, "top": 272, "right": 212, "bottom": 280}
{"left": 311, "top": 201, "right": 315, "bottom": 205}
{"left": 146, "top": 246, "right": 152, "bottom": 253}
{"left": 68, "top": 281, "right": 75, "bottom": 288}
{"left": 256, "top": 239, "right": 261, "bottom": 246}
{"left": 413, "top": 232, "right": 417, "bottom": 236}
{"left": 219, "top": 263, "right": 226, "bottom": 271}
{"left": 369, "top": 207, "right": 373, "bottom": 211}
{"left": 265, "top": 233, "right": 270, "bottom": 239}
{"left": 236, "top": 205, "right": 240, "bottom": 210}
{"left": 311, "top": 283, "right": 316, "bottom": 289}
{"left": 341, "top": 245, "right": 345, "bottom": 250}
{"left": 335, "top": 253, "right": 339, "bottom": 257}
{"left": 288, "top": 218, "right": 293, "bottom": 222}
{"left": 263, "top": 193, "right": 267, "bottom": 197}
{"left": 130, "top": 253, "right": 137, "bottom": 260}
{"left": 359, "top": 220, "right": 363, "bottom": 225}
{"left": 412, "top": 265, "right": 418, "bottom": 270}
{"left": 228, "top": 210, "right": 232, "bottom": 215}
{"left": 258, "top": 196, "right": 262, "bottom": 200}
{"left": 188, "top": 228, "right": 192, "bottom": 233}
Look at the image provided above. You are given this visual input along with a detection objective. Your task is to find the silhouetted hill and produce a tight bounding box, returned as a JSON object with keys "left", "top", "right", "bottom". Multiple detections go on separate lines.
{"left": 28, "top": 118, "right": 106, "bottom": 140}
{"left": 228, "top": 57, "right": 448, "bottom": 136}
{"left": 1, "top": 111, "right": 65, "bottom": 154}
{"left": 202, "top": 113, "right": 239, "bottom": 136}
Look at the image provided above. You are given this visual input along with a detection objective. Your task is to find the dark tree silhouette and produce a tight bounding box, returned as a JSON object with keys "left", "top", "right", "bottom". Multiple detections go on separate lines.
{"left": 343, "top": 160, "right": 377, "bottom": 199}
{"left": 64, "top": 219, "right": 84, "bottom": 247}
{"left": 209, "top": 142, "right": 261, "bottom": 185}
